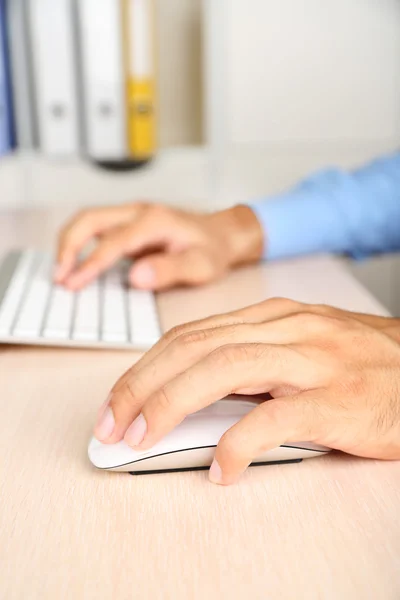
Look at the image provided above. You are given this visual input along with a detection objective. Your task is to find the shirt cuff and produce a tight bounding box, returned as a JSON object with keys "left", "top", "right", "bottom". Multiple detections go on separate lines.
{"left": 248, "top": 190, "right": 348, "bottom": 261}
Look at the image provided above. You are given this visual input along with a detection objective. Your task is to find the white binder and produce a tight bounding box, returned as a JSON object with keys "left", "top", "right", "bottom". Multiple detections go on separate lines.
{"left": 77, "top": 0, "right": 127, "bottom": 160}
{"left": 28, "top": 0, "right": 80, "bottom": 156}
{"left": 7, "top": 0, "right": 36, "bottom": 149}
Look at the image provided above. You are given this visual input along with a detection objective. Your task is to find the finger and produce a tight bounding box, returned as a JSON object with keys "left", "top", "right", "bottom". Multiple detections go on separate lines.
{"left": 104, "top": 298, "right": 331, "bottom": 423}
{"left": 63, "top": 225, "right": 134, "bottom": 290}
{"left": 210, "top": 392, "right": 326, "bottom": 485}
{"left": 231, "top": 297, "right": 311, "bottom": 322}
{"left": 55, "top": 204, "right": 141, "bottom": 282}
{"left": 96, "top": 342, "right": 300, "bottom": 444}
{"left": 138, "top": 298, "right": 309, "bottom": 370}
{"left": 105, "top": 299, "right": 337, "bottom": 430}
{"left": 106, "top": 300, "right": 324, "bottom": 408}
{"left": 129, "top": 247, "right": 225, "bottom": 291}
{"left": 115, "top": 313, "right": 335, "bottom": 421}
{"left": 112, "top": 307, "right": 337, "bottom": 402}
{"left": 105, "top": 313, "right": 249, "bottom": 410}
{"left": 109, "top": 323, "right": 284, "bottom": 437}
{"left": 120, "top": 343, "right": 316, "bottom": 450}
{"left": 111, "top": 316, "right": 251, "bottom": 393}
{"left": 64, "top": 208, "right": 190, "bottom": 290}
{"left": 116, "top": 299, "right": 305, "bottom": 378}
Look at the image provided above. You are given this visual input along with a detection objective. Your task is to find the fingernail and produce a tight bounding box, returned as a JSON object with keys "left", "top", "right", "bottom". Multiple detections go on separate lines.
{"left": 125, "top": 413, "right": 147, "bottom": 447}
{"left": 94, "top": 406, "right": 115, "bottom": 441}
{"left": 131, "top": 264, "right": 156, "bottom": 288}
{"left": 209, "top": 458, "right": 222, "bottom": 484}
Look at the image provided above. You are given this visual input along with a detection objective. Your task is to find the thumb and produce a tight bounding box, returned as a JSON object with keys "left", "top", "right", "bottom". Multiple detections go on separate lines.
{"left": 210, "top": 392, "right": 327, "bottom": 485}
{"left": 129, "top": 248, "right": 223, "bottom": 291}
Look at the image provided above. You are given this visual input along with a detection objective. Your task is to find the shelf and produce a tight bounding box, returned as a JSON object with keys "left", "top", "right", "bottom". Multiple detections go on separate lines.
{"left": 0, "top": 146, "right": 212, "bottom": 211}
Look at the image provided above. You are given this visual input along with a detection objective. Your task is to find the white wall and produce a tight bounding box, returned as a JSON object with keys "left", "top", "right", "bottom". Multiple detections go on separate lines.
{"left": 202, "top": 0, "right": 400, "bottom": 204}
{"left": 155, "top": 0, "right": 203, "bottom": 147}
{"left": 225, "top": 0, "right": 400, "bottom": 147}
{"left": 156, "top": 0, "right": 400, "bottom": 150}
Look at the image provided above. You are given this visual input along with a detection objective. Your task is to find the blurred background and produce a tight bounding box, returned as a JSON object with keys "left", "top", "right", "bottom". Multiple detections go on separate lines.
{"left": 1, "top": 0, "right": 400, "bottom": 310}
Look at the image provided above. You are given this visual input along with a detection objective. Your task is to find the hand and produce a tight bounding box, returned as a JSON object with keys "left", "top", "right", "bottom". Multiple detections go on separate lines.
{"left": 54, "top": 203, "right": 263, "bottom": 290}
{"left": 94, "top": 298, "right": 400, "bottom": 485}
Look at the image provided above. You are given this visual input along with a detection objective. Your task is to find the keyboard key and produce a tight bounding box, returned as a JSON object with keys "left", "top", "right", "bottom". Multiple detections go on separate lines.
{"left": 43, "top": 286, "right": 75, "bottom": 339}
{"left": 128, "top": 288, "right": 160, "bottom": 348}
{"left": 0, "top": 250, "right": 160, "bottom": 349}
{"left": 0, "top": 250, "right": 36, "bottom": 335}
{"left": 72, "top": 280, "right": 100, "bottom": 342}
{"left": 13, "top": 254, "right": 53, "bottom": 338}
{"left": 101, "top": 269, "right": 127, "bottom": 343}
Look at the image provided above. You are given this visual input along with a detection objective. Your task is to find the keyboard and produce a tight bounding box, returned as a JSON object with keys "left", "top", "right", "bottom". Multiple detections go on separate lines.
{"left": 0, "top": 250, "right": 161, "bottom": 350}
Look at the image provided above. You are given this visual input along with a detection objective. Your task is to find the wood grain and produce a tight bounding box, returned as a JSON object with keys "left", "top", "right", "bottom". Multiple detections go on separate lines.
{"left": 1, "top": 211, "right": 400, "bottom": 600}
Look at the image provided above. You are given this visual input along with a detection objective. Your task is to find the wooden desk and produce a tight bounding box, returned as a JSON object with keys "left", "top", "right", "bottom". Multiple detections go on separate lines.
{"left": 1, "top": 211, "right": 399, "bottom": 600}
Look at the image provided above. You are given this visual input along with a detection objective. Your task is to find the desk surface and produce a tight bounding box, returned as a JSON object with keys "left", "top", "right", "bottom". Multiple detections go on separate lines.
{"left": 1, "top": 210, "right": 399, "bottom": 600}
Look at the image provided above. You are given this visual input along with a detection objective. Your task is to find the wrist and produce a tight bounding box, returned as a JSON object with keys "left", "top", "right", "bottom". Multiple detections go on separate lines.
{"left": 209, "top": 205, "right": 264, "bottom": 268}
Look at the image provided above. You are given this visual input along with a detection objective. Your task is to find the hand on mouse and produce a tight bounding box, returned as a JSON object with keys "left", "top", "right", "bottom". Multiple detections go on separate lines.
{"left": 54, "top": 203, "right": 263, "bottom": 290}
{"left": 94, "top": 298, "right": 400, "bottom": 485}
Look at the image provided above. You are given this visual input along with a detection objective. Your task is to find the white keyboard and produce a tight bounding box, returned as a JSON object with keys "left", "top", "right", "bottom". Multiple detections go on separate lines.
{"left": 0, "top": 250, "right": 162, "bottom": 349}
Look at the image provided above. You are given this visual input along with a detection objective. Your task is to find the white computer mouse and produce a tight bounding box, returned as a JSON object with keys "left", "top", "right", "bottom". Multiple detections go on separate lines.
{"left": 88, "top": 396, "right": 331, "bottom": 474}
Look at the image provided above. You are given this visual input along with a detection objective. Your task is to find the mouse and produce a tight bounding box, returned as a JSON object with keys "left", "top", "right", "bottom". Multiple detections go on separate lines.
{"left": 88, "top": 396, "right": 331, "bottom": 474}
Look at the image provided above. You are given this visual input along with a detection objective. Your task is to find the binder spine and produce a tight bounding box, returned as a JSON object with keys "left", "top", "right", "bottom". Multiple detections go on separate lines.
{"left": 0, "top": 0, "right": 14, "bottom": 154}
{"left": 125, "top": 0, "right": 156, "bottom": 160}
{"left": 7, "top": 0, "right": 36, "bottom": 149}
{"left": 78, "top": 0, "right": 126, "bottom": 160}
{"left": 28, "top": 0, "right": 79, "bottom": 156}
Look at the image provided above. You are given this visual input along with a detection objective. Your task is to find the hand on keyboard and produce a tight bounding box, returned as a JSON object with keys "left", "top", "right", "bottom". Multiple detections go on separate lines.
{"left": 55, "top": 203, "right": 263, "bottom": 291}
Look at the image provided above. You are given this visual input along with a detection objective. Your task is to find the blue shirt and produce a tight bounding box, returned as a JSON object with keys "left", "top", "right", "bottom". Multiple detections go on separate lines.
{"left": 249, "top": 153, "right": 400, "bottom": 260}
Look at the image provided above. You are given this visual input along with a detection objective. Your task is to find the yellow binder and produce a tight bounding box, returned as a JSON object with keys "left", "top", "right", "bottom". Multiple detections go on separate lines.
{"left": 122, "top": 0, "right": 156, "bottom": 160}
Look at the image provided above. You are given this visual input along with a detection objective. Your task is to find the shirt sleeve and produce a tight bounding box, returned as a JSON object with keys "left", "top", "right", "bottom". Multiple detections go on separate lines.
{"left": 248, "top": 153, "right": 400, "bottom": 260}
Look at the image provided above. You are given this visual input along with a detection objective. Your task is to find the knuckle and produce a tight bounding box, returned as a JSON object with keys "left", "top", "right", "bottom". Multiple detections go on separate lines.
{"left": 311, "top": 303, "right": 333, "bottom": 316}
{"left": 218, "top": 428, "right": 242, "bottom": 458}
{"left": 176, "top": 328, "right": 212, "bottom": 348}
{"left": 290, "top": 311, "right": 330, "bottom": 331}
{"left": 113, "top": 382, "right": 138, "bottom": 412}
{"left": 267, "top": 297, "right": 302, "bottom": 310}
{"left": 147, "top": 203, "right": 170, "bottom": 219}
{"left": 156, "top": 385, "right": 175, "bottom": 412}
{"left": 126, "top": 377, "right": 145, "bottom": 403}
{"left": 132, "top": 200, "right": 148, "bottom": 211}
{"left": 163, "top": 324, "right": 187, "bottom": 345}
{"left": 259, "top": 398, "right": 286, "bottom": 422}
{"left": 210, "top": 343, "right": 254, "bottom": 368}
{"left": 258, "top": 398, "right": 300, "bottom": 437}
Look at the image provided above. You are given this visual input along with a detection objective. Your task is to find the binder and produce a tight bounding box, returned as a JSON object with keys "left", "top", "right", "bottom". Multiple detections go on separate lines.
{"left": 123, "top": 0, "right": 156, "bottom": 160}
{"left": 28, "top": 0, "right": 80, "bottom": 156}
{"left": 0, "top": 0, "right": 14, "bottom": 155}
{"left": 78, "top": 0, "right": 127, "bottom": 160}
{"left": 7, "top": 0, "right": 36, "bottom": 149}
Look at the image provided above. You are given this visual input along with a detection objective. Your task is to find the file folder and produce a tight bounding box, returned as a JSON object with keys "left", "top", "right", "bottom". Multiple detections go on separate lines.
{"left": 0, "top": 0, "right": 14, "bottom": 155}
{"left": 7, "top": 0, "right": 36, "bottom": 149}
{"left": 28, "top": 0, "right": 80, "bottom": 156}
{"left": 123, "top": 0, "right": 156, "bottom": 160}
{"left": 78, "top": 0, "right": 127, "bottom": 160}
